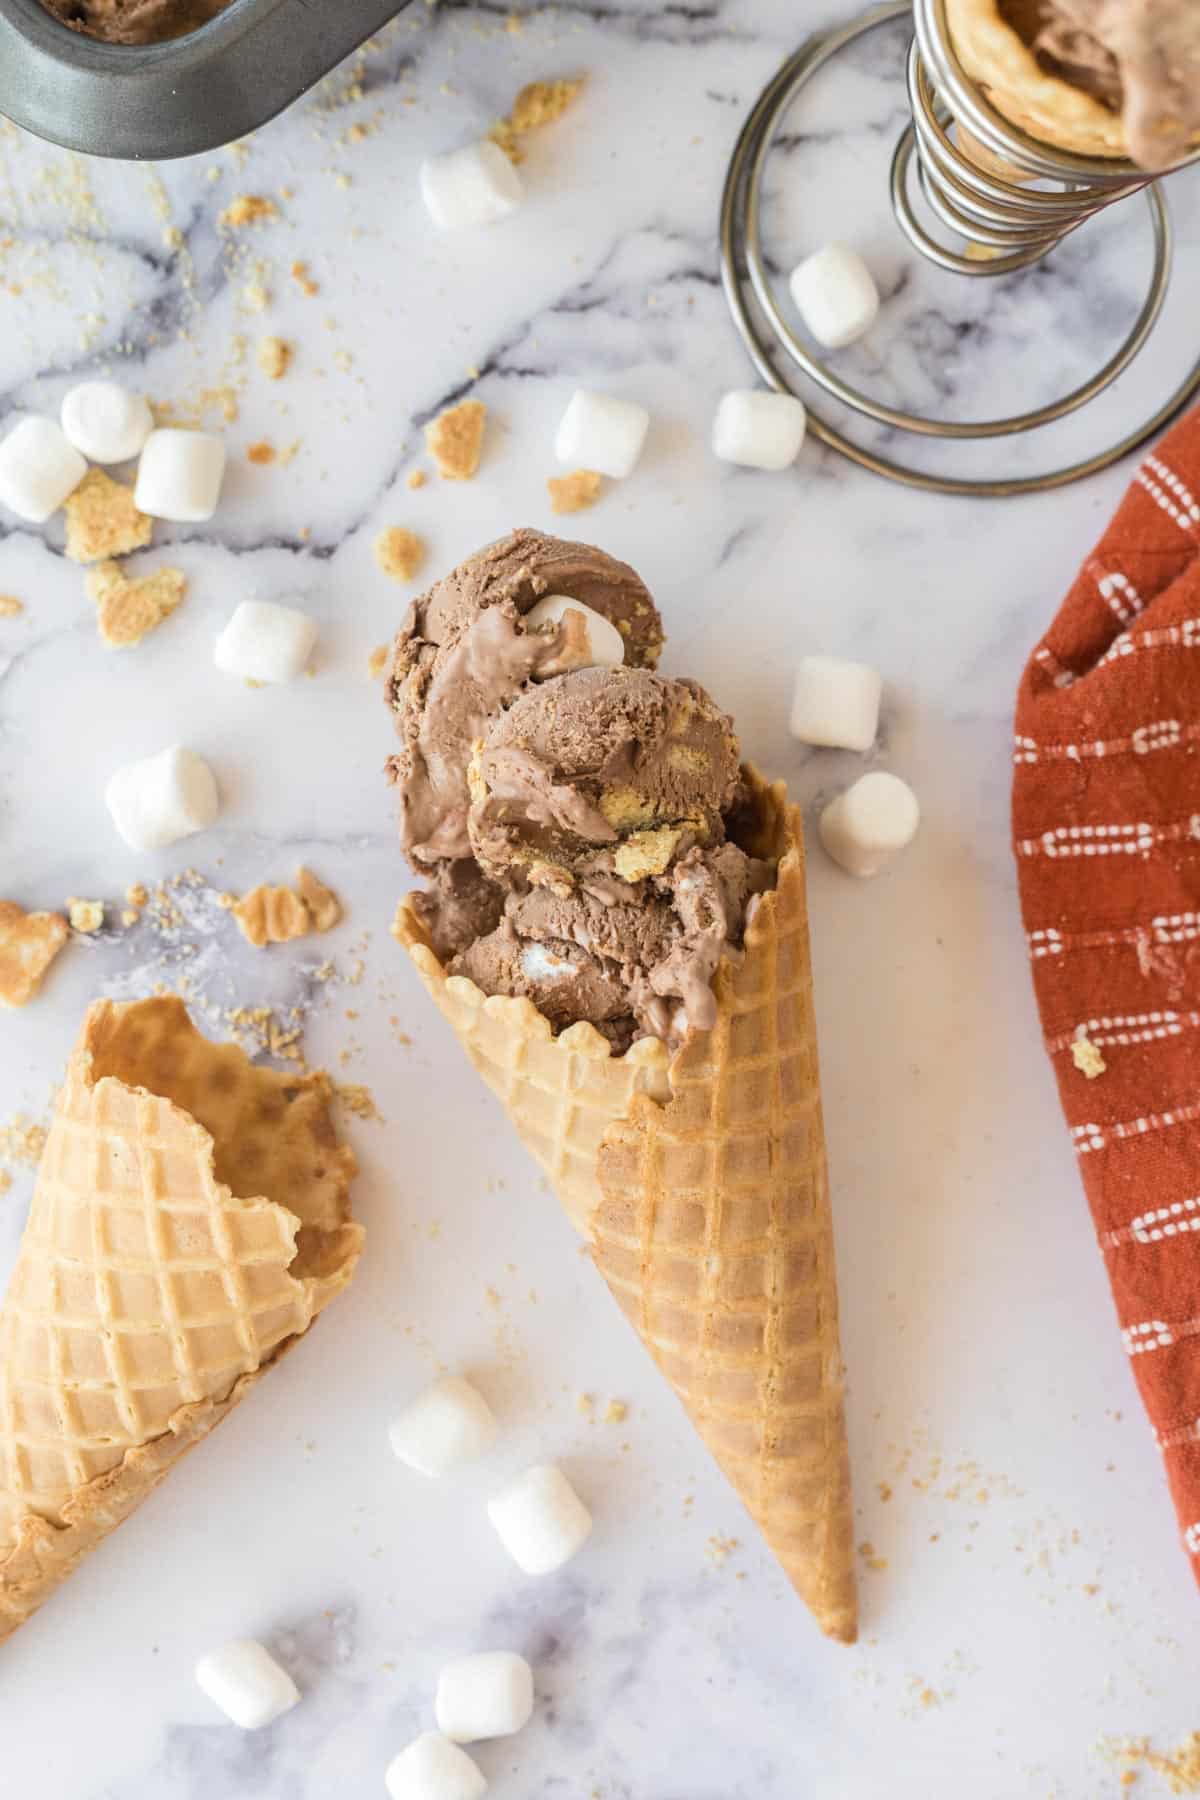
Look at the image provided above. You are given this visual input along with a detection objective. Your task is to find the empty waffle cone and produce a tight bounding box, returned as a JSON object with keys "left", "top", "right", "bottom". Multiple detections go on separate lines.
{"left": 394, "top": 768, "right": 856, "bottom": 1642}
{"left": 0, "top": 996, "right": 362, "bottom": 1643}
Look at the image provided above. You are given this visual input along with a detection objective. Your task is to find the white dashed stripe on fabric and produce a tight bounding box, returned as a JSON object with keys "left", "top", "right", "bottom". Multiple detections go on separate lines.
{"left": 1072, "top": 1098, "right": 1200, "bottom": 1156}
{"left": 1098, "top": 617, "right": 1200, "bottom": 670}
{"left": 1137, "top": 464, "right": 1200, "bottom": 537}
{"left": 1145, "top": 455, "right": 1200, "bottom": 528}
{"left": 1047, "top": 1011, "right": 1192, "bottom": 1055}
{"left": 1018, "top": 817, "right": 1200, "bottom": 860}
{"left": 1124, "top": 1320, "right": 1176, "bottom": 1355}
{"left": 1028, "top": 912, "right": 1200, "bottom": 959}
{"left": 1014, "top": 718, "right": 1188, "bottom": 765}
{"left": 1092, "top": 566, "right": 1147, "bottom": 628}
{"left": 1186, "top": 1521, "right": 1200, "bottom": 1554}
{"left": 1105, "top": 1196, "right": 1200, "bottom": 1250}
{"left": 1033, "top": 644, "right": 1075, "bottom": 689}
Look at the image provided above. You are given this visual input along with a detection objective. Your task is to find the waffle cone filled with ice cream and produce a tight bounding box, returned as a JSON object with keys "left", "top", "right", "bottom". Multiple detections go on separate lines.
{"left": 387, "top": 531, "right": 856, "bottom": 1641}
{"left": 0, "top": 996, "right": 362, "bottom": 1642}
{"left": 947, "top": 0, "right": 1200, "bottom": 170}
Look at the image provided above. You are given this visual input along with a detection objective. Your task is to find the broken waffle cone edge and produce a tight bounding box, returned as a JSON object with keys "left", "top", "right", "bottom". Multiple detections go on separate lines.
{"left": 394, "top": 768, "right": 857, "bottom": 1642}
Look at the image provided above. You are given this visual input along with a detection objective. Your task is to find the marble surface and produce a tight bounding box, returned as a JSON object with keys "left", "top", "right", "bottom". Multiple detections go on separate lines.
{"left": 3, "top": 3, "right": 1200, "bottom": 1795}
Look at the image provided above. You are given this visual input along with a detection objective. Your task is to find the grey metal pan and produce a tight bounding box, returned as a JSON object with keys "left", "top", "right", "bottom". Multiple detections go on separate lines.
{"left": 0, "top": 0, "right": 407, "bottom": 161}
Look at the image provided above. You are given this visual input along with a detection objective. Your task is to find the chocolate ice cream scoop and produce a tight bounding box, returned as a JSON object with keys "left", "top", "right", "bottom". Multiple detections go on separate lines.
{"left": 468, "top": 666, "right": 742, "bottom": 892}
{"left": 386, "top": 529, "right": 663, "bottom": 868}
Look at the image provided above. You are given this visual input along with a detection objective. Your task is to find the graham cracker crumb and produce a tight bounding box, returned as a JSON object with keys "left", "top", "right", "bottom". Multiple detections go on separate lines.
{"left": 406, "top": 468, "right": 428, "bottom": 490}
{"left": 257, "top": 335, "right": 292, "bottom": 380}
{"left": 334, "top": 1082, "right": 381, "bottom": 1121}
{"left": 232, "top": 884, "right": 311, "bottom": 948}
{"left": 1110, "top": 1734, "right": 1200, "bottom": 1794}
{"left": 1072, "top": 1034, "right": 1107, "bottom": 1079}
{"left": 291, "top": 260, "right": 319, "bottom": 297}
{"left": 858, "top": 1540, "right": 888, "bottom": 1573}
{"left": 86, "top": 561, "right": 186, "bottom": 650}
{"left": 220, "top": 194, "right": 279, "bottom": 229}
{"left": 706, "top": 1534, "right": 739, "bottom": 1567}
{"left": 604, "top": 1399, "right": 627, "bottom": 1423}
{"left": 64, "top": 469, "right": 153, "bottom": 565}
{"left": 67, "top": 898, "right": 104, "bottom": 934}
{"left": 0, "top": 1171, "right": 9, "bottom": 1198}
{"left": 368, "top": 644, "right": 390, "bottom": 679}
{"left": 126, "top": 883, "right": 148, "bottom": 909}
{"left": 877, "top": 1481, "right": 893, "bottom": 1502}
{"left": 375, "top": 527, "right": 426, "bottom": 582}
{"left": 0, "top": 1116, "right": 48, "bottom": 1164}
{"left": 247, "top": 440, "right": 277, "bottom": 465}
{"left": 296, "top": 867, "right": 342, "bottom": 932}
{"left": 243, "top": 281, "right": 270, "bottom": 312}
{"left": 426, "top": 399, "right": 486, "bottom": 481}
{"left": 577, "top": 1392, "right": 594, "bottom": 1416}
{"left": 0, "top": 595, "right": 23, "bottom": 617}
{"left": 0, "top": 902, "right": 68, "bottom": 1008}
{"left": 491, "top": 76, "right": 584, "bottom": 163}
{"left": 548, "top": 468, "right": 602, "bottom": 515}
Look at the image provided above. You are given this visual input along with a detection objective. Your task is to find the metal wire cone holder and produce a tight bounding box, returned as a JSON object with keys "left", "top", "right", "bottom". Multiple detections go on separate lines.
{"left": 720, "top": 0, "right": 1200, "bottom": 496}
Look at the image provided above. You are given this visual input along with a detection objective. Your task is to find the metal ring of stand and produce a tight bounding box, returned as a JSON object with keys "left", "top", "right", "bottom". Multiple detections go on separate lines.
{"left": 718, "top": 0, "right": 1200, "bottom": 497}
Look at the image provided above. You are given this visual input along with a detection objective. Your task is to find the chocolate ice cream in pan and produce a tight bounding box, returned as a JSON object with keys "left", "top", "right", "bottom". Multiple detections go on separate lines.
{"left": 389, "top": 529, "right": 858, "bottom": 1641}
{"left": 0, "top": 0, "right": 405, "bottom": 160}
{"left": 949, "top": 0, "right": 1200, "bottom": 169}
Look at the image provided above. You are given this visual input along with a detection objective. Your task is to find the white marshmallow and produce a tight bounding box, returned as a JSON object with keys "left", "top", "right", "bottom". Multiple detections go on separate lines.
{"left": 385, "top": 1733, "right": 487, "bottom": 1800}
{"left": 436, "top": 1652, "right": 534, "bottom": 1744}
{"left": 389, "top": 1376, "right": 498, "bottom": 1478}
{"left": 214, "top": 599, "right": 318, "bottom": 685}
{"left": 135, "top": 428, "right": 226, "bottom": 522}
{"left": 519, "top": 943, "right": 576, "bottom": 983}
{"left": 524, "top": 594, "right": 626, "bottom": 672}
{"left": 60, "top": 381, "right": 154, "bottom": 464}
{"left": 555, "top": 390, "right": 649, "bottom": 480}
{"left": 487, "top": 1463, "right": 592, "bottom": 1575}
{"left": 0, "top": 416, "right": 87, "bottom": 523}
{"left": 421, "top": 140, "right": 523, "bottom": 231}
{"left": 819, "top": 771, "right": 920, "bottom": 878}
{"left": 105, "top": 745, "right": 219, "bottom": 852}
{"left": 789, "top": 656, "right": 882, "bottom": 753}
{"left": 195, "top": 1639, "right": 299, "bottom": 1730}
{"left": 789, "top": 245, "right": 880, "bottom": 350}
{"left": 712, "top": 390, "right": 806, "bottom": 471}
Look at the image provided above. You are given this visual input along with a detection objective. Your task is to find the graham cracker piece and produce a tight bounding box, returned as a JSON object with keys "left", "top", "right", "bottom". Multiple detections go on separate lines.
{"left": 426, "top": 400, "right": 486, "bottom": 481}
{"left": 374, "top": 527, "right": 426, "bottom": 582}
{"left": 548, "top": 469, "right": 602, "bottom": 515}
{"left": 232, "top": 885, "right": 311, "bottom": 948}
{"left": 0, "top": 596, "right": 23, "bottom": 618}
{"left": 368, "top": 644, "right": 389, "bottom": 679}
{"left": 491, "top": 76, "right": 584, "bottom": 163}
{"left": 247, "top": 441, "right": 276, "bottom": 465}
{"left": 67, "top": 899, "right": 103, "bottom": 934}
{"left": 64, "top": 470, "right": 153, "bottom": 566}
{"left": 296, "top": 868, "right": 342, "bottom": 932}
{"left": 85, "top": 561, "right": 186, "bottom": 650}
{"left": 0, "top": 903, "right": 67, "bottom": 1008}
{"left": 406, "top": 468, "right": 427, "bottom": 490}
{"left": 257, "top": 336, "right": 292, "bottom": 380}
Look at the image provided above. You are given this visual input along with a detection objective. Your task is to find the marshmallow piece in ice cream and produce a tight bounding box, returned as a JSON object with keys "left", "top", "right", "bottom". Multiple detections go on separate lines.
{"left": 195, "top": 1639, "right": 299, "bottom": 1730}
{"left": 105, "top": 746, "right": 219, "bottom": 852}
{"left": 524, "top": 593, "right": 626, "bottom": 675}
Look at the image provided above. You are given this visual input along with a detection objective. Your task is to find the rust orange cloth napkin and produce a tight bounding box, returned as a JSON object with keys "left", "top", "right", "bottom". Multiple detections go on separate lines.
{"left": 1014, "top": 406, "right": 1200, "bottom": 1575}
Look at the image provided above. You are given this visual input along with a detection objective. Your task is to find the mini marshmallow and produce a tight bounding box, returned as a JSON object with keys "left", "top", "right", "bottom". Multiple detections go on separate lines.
{"left": 385, "top": 1732, "right": 487, "bottom": 1800}
{"left": 819, "top": 771, "right": 920, "bottom": 878}
{"left": 195, "top": 1639, "right": 299, "bottom": 1730}
{"left": 436, "top": 1652, "right": 534, "bottom": 1744}
{"left": 214, "top": 600, "right": 318, "bottom": 685}
{"left": 712, "top": 390, "right": 806, "bottom": 471}
{"left": 487, "top": 1463, "right": 592, "bottom": 1575}
{"left": 105, "top": 745, "right": 219, "bottom": 852}
{"left": 389, "top": 1375, "right": 498, "bottom": 1478}
{"left": 60, "top": 381, "right": 154, "bottom": 464}
{"left": 789, "top": 245, "right": 880, "bottom": 350}
{"left": 555, "top": 390, "right": 649, "bottom": 481}
{"left": 789, "top": 655, "right": 882, "bottom": 753}
{"left": 0, "top": 416, "right": 87, "bottom": 523}
{"left": 421, "top": 140, "right": 523, "bottom": 231}
{"left": 524, "top": 593, "right": 625, "bottom": 671}
{"left": 134, "top": 428, "right": 226, "bottom": 522}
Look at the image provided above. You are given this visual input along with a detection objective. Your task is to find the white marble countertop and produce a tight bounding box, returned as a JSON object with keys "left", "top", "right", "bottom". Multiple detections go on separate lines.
{"left": 4, "top": 3, "right": 1200, "bottom": 1795}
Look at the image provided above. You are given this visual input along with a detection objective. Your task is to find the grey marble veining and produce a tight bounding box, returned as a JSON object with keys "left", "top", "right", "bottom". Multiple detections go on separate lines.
{"left": 3, "top": 2, "right": 1200, "bottom": 1795}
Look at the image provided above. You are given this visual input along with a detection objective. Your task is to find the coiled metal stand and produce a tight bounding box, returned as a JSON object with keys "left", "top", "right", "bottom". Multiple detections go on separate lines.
{"left": 720, "top": 0, "right": 1200, "bottom": 496}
